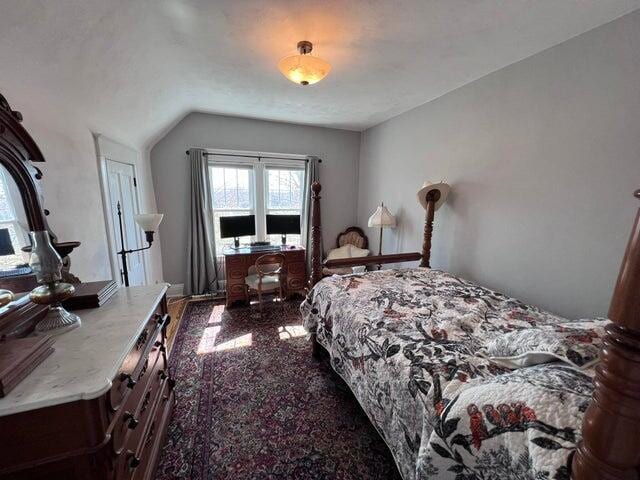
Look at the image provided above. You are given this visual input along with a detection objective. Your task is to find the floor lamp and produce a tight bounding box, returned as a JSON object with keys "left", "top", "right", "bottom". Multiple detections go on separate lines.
{"left": 416, "top": 181, "right": 450, "bottom": 268}
{"left": 368, "top": 202, "right": 397, "bottom": 269}
{"left": 116, "top": 202, "right": 163, "bottom": 286}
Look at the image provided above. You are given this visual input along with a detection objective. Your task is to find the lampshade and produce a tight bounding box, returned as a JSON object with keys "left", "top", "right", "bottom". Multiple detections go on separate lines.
{"left": 278, "top": 41, "right": 331, "bottom": 86}
{"left": 417, "top": 181, "right": 450, "bottom": 211}
{"left": 134, "top": 213, "right": 163, "bottom": 232}
{"left": 368, "top": 204, "right": 397, "bottom": 228}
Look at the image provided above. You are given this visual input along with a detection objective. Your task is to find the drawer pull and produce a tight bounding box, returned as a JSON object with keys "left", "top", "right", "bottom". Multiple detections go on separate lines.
{"left": 136, "top": 359, "right": 149, "bottom": 381}
{"left": 120, "top": 373, "right": 137, "bottom": 389}
{"left": 158, "top": 370, "right": 167, "bottom": 380}
{"left": 129, "top": 455, "right": 141, "bottom": 469}
{"left": 135, "top": 330, "right": 148, "bottom": 350}
{"left": 123, "top": 411, "right": 139, "bottom": 429}
{"left": 140, "top": 390, "right": 152, "bottom": 414}
{"left": 155, "top": 313, "right": 171, "bottom": 327}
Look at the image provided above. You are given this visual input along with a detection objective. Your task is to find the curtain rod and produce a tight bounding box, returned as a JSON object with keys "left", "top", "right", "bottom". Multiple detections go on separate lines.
{"left": 185, "top": 150, "right": 321, "bottom": 163}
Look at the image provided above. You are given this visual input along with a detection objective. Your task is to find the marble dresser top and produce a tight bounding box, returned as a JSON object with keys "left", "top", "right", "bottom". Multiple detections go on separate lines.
{"left": 0, "top": 283, "right": 169, "bottom": 417}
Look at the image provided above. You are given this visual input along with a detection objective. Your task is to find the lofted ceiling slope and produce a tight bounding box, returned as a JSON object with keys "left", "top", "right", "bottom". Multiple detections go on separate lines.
{"left": 1, "top": 0, "right": 639, "bottom": 150}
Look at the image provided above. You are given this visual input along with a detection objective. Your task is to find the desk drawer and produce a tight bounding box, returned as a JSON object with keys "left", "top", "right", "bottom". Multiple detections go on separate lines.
{"left": 287, "top": 261, "right": 306, "bottom": 275}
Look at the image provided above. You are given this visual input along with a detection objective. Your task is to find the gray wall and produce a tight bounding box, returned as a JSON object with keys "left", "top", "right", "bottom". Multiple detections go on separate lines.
{"left": 358, "top": 11, "right": 640, "bottom": 319}
{"left": 151, "top": 113, "right": 360, "bottom": 285}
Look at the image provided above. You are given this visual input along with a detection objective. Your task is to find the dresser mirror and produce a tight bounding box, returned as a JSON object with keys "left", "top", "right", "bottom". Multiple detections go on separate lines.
{"left": 0, "top": 92, "right": 81, "bottom": 335}
{"left": 0, "top": 163, "right": 31, "bottom": 276}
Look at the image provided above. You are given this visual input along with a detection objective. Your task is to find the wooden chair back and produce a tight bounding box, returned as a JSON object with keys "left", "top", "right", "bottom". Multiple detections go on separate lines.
{"left": 254, "top": 253, "right": 285, "bottom": 277}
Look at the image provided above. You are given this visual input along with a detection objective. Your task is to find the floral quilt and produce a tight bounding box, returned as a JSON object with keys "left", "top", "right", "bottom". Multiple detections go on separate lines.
{"left": 300, "top": 268, "right": 602, "bottom": 480}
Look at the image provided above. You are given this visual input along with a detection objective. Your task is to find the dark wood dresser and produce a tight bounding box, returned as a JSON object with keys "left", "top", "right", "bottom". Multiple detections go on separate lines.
{"left": 0, "top": 284, "right": 175, "bottom": 480}
{"left": 223, "top": 246, "right": 307, "bottom": 307}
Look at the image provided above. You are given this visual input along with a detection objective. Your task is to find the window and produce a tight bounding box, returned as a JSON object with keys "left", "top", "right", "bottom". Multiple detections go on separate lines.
{"left": 0, "top": 169, "right": 29, "bottom": 270}
{"left": 209, "top": 155, "right": 305, "bottom": 253}
{"left": 210, "top": 165, "right": 255, "bottom": 251}
{"left": 265, "top": 168, "right": 304, "bottom": 246}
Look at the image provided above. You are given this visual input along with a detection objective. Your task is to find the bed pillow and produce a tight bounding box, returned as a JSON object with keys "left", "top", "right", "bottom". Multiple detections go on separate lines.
{"left": 478, "top": 319, "right": 608, "bottom": 370}
{"left": 349, "top": 245, "right": 370, "bottom": 258}
{"left": 325, "top": 245, "right": 352, "bottom": 262}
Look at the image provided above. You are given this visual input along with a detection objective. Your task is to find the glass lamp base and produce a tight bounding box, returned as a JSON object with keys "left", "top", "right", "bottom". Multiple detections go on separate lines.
{"left": 35, "top": 304, "right": 81, "bottom": 336}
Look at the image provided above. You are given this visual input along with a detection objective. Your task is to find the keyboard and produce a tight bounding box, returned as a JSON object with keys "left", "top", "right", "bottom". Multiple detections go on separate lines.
{"left": 246, "top": 245, "right": 281, "bottom": 252}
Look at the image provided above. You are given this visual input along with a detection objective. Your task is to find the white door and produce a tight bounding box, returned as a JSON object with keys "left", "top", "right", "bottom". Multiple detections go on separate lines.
{"left": 105, "top": 159, "right": 146, "bottom": 286}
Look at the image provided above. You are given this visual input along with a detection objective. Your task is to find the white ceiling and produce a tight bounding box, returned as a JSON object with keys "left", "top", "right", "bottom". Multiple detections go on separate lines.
{"left": 1, "top": 0, "right": 639, "bottom": 149}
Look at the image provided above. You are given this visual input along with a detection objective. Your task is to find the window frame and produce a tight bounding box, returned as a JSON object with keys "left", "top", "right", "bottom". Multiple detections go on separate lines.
{"left": 207, "top": 151, "right": 307, "bottom": 250}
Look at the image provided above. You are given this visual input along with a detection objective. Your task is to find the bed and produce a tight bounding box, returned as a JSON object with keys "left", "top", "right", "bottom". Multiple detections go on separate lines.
{"left": 302, "top": 182, "right": 640, "bottom": 480}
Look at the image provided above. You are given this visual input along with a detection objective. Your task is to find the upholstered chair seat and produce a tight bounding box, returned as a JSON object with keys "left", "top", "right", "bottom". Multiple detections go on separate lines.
{"left": 245, "top": 272, "right": 280, "bottom": 290}
{"left": 244, "top": 253, "right": 286, "bottom": 317}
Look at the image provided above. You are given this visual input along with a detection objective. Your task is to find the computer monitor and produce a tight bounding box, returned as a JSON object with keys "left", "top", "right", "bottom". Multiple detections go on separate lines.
{"left": 266, "top": 214, "right": 301, "bottom": 245}
{"left": 0, "top": 228, "right": 14, "bottom": 256}
{"left": 219, "top": 215, "right": 256, "bottom": 247}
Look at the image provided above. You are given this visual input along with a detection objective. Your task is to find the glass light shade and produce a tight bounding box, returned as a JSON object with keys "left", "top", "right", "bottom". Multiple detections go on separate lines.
{"left": 28, "top": 230, "right": 63, "bottom": 284}
{"left": 368, "top": 205, "right": 397, "bottom": 228}
{"left": 134, "top": 213, "right": 163, "bottom": 232}
{"left": 278, "top": 54, "right": 331, "bottom": 85}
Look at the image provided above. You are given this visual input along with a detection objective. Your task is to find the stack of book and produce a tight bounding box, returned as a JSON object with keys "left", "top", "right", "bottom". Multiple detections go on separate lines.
{"left": 62, "top": 280, "right": 118, "bottom": 310}
{"left": 0, "top": 336, "right": 54, "bottom": 397}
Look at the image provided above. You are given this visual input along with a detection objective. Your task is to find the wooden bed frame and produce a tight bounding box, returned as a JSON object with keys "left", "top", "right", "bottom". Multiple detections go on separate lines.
{"left": 307, "top": 181, "right": 640, "bottom": 480}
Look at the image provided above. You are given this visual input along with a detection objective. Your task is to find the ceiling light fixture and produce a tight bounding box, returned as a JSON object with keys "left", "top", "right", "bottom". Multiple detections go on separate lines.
{"left": 278, "top": 41, "right": 331, "bottom": 86}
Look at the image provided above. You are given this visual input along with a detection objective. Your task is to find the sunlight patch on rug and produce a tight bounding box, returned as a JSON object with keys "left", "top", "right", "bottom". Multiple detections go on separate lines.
{"left": 278, "top": 324, "right": 307, "bottom": 340}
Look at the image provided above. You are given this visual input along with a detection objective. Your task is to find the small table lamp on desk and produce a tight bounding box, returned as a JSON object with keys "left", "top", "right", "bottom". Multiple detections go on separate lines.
{"left": 368, "top": 203, "right": 397, "bottom": 269}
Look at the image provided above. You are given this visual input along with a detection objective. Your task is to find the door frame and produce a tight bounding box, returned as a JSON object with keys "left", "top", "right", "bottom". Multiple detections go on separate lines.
{"left": 95, "top": 138, "right": 148, "bottom": 286}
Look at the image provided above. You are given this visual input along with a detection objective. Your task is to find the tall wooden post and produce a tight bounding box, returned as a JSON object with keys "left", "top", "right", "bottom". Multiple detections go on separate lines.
{"left": 573, "top": 189, "right": 640, "bottom": 480}
{"left": 310, "top": 182, "right": 323, "bottom": 288}
{"left": 308, "top": 182, "right": 324, "bottom": 358}
{"left": 420, "top": 190, "right": 440, "bottom": 268}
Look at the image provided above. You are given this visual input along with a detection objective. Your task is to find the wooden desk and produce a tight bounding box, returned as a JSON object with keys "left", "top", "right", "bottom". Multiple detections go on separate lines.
{"left": 223, "top": 246, "right": 307, "bottom": 307}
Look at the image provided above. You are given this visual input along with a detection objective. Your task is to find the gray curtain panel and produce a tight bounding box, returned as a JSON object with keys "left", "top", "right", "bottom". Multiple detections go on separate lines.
{"left": 301, "top": 156, "right": 321, "bottom": 273}
{"left": 185, "top": 148, "right": 218, "bottom": 295}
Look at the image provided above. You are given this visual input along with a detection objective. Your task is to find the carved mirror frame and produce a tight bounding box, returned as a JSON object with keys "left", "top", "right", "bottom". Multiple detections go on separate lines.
{"left": 0, "top": 93, "right": 80, "bottom": 291}
{"left": 0, "top": 94, "right": 50, "bottom": 233}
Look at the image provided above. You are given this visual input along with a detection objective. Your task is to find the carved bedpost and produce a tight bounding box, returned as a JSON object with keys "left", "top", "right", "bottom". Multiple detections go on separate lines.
{"left": 310, "top": 182, "right": 323, "bottom": 288}
{"left": 308, "top": 182, "right": 323, "bottom": 358}
{"left": 573, "top": 189, "right": 640, "bottom": 480}
{"left": 419, "top": 190, "right": 439, "bottom": 268}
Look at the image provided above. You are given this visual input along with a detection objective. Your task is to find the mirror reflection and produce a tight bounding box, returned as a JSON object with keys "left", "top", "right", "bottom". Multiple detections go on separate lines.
{"left": 0, "top": 164, "right": 31, "bottom": 276}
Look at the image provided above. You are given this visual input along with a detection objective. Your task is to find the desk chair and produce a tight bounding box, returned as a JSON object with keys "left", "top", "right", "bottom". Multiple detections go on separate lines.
{"left": 245, "top": 253, "right": 286, "bottom": 317}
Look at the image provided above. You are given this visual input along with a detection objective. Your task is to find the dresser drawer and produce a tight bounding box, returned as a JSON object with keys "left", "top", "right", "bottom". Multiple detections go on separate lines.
{"left": 116, "top": 379, "right": 173, "bottom": 480}
{"left": 111, "top": 341, "right": 164, "bottom": 454}
{"left": 109, "top": 312, "right": 166, "bottom": 412}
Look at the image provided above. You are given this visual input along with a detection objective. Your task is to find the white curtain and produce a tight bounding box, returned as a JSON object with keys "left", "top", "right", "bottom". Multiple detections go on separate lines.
{"left": 185, "top": 148, "right": 218, "bottom": 294}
